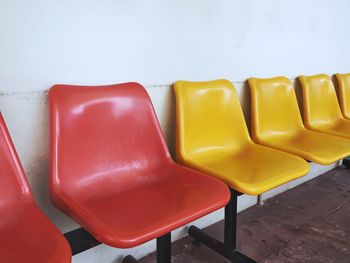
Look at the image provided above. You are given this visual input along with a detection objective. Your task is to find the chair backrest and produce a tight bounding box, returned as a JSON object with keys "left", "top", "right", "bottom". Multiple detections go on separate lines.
{"left": 299, "top": 74, "right": 343, "bottom": 130}
{"left": 174, "top": 79, "right": 251, "bottom": 163}
{"left": 49, "top": 83, "right": 171, "bottom": 204}
{"left": 0, "top": 113, "right": 33, "bottom": 214}
{"left": 335, "top": 73, "right": 350, "bottom": 119}
{"left": 249, "top": 77, "right": 305, "bottom": 142}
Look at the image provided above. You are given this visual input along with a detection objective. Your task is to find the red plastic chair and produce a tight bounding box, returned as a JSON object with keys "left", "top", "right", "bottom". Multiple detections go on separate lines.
{"left": 49, "top": 82, "right": 230, "bottom": 262}
{"left": 0, "top": 113, "right": 71, "bottom": 263}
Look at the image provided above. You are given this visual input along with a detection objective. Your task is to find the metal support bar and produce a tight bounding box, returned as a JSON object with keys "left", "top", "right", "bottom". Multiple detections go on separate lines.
{"left": 123, "top": 232, "right": 171, "bottom": 263}
{"left": 123, "top": 255, "right": 138, "bottom": 263}
{"left": 342, "top": 157, "right": 350, "bottom": 168}
{"left": 224, "top": 189, "right": 237, "bottom": 255}
{"left": 258, "top": 195, "right": 264, "bottom": 206}
{"left": 188, "top": 189, "right": 257, "bottom": 263}
{"left": 157, "top": 232, "right": 171, "bottom": 263}
{"left": 64, "top": 228, "right": 100, "bottom": 255}
{"left": 189, "top": 225, "right": 225, "bottom": 255}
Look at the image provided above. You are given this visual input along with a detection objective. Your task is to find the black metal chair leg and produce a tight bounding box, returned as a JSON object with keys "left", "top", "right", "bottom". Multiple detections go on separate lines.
{"left": 157, "top": 232, "right": 171, "bottom": 263}
{"left": 224, "top": 189, "right": 237, "bottom": 256}
{"left": 121, "top": 232, "right": 172, "bottom": 263}
{"left": 188, "top": 189, "right": 257, "bottom": 263}
{"left": 123, "top": 255, "right": 138, "bottom": 263}
{"left": 342, "top": 157, "right": 350, "bottom": 168}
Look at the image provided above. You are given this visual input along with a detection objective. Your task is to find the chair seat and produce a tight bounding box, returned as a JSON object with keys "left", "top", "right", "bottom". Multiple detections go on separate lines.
{"left": 60, "top": 162, "right": 230, "bottom": 248}
{"left": 310, "top": 119, "right": 350, "bottom": 139}
{"left": 256, "top": 129, "right": 350, "bottom": 165}
{"left": 184, "top": 143, "right": 309, "bottom": 195}
{"left": 0, "top": 204, "right": 71, "bottom": 263}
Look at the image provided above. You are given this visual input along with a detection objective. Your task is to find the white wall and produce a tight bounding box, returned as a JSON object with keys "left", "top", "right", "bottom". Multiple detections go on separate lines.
{"left": 0, "top": 0, "right": 349, "bottom": 262}
{"left": 1, "top": 0, "right": 350, "bottom": 91}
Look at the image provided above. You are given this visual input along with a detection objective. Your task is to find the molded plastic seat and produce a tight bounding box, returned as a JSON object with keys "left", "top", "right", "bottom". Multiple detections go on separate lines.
{"left": 249, "top": 76, "right": 350, "bottom": 165}
{"left": 299, "top": 74, "right": 350, "bottom": 139}
{"left": 335, "top": 73, "right": 350, "bottom": 119}
{"left": 0, "top": 113, "right": 71, "bottom": 263}
{"left": 174, "top": 79, "right": 309, "bottom": 195}
{"left": 49, "top": 83, "right": 230, "bottom": 248}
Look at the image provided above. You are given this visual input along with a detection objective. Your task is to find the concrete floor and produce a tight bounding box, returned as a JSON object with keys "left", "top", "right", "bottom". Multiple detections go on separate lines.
{"left": 139, "top": 167, "right": 350, "bottom": 263}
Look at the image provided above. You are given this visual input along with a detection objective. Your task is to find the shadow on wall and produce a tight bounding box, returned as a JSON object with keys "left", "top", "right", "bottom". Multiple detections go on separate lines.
{"left": 240, "top": 80, "right": 251, "bottom": 133}
{"left": 332, "top": 75, "right": 342, "bottom": 106}
{"left": 0, "top": 91, "right": 79, "bottom": 232}
{"left": 28, "top": 152, "right": 78, "bottom": 231}
{"left": 145, "top": 84, "right": 177, "bottom": 159}
{"left": 294, "top": 78, "right": 304, "bottom": 121}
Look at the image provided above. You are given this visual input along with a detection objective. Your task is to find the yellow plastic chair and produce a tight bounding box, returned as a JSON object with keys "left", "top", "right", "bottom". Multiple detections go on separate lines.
{"left": 175, "top": 79, "right": 309, "bottom": 195}
{"left": 174, "top": 79, "right": 308, "bottom": 262}
{"left": 335, "top": 73, "right": 350, "bottom": 119}
{"left": 249, "top": 76, "right": 350, "bottom": 165}
{"left": 299, "top": 74, "right": 350, "bottom": 139}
